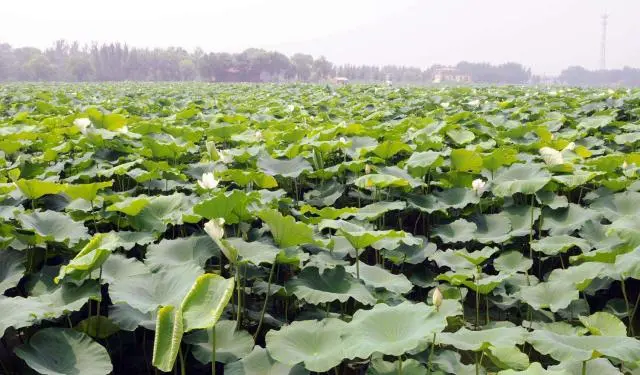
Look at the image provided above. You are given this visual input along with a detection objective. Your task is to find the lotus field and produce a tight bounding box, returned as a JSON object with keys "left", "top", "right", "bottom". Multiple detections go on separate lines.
{"left": 2, "top": 83, "right": 640, "bottom": 375}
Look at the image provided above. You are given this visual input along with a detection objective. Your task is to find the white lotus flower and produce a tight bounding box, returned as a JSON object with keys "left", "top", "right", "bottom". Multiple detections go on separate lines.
{"left": 204, "top": 218, "right": 225, "bottom": 241}
{"left": 622, "top": 160, "right": 629, "bottom": 169}
{"left": 74, "top": 118, "right": 91, "bottom": 135}
{"left": 339, "top": 137, "right": 348, "bottom": 146}
{"left": 539, "top": 147, "right": 564, "bottom": 166}
{"left": 255, "top": 130, "right": 263, "bottom": 141}
{"left": 365, "top": 164, "right": 372, "bottom": 174}
{"left": 441, "top": 102, "right": 450, "bottom": 108}
{"left": 432, "top": 287, "right": 443, "bottom": 311}
{"left": 197, "top": 172, "right": 219, "bottom": 189}
{"left": 471, "top": 178, "right": 486, "bottom": 195}
{"left": 219, "top": 150, "right": 233, "bottom": 164}
{"left": 118, "top": 126, "right": 129, "bottom": 134}
{"left": 562, "top": 142, "right": 576, "bottom": 151}
{"left": 469, "top": 99, "right": 480, "bottom": 106}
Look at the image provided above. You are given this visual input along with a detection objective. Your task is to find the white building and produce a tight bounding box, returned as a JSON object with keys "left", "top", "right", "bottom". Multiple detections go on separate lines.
{"left": 432, "top": 67, "right": 472, "bottom": 83}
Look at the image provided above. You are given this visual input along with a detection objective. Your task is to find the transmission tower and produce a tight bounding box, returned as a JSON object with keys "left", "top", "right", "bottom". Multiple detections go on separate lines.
{"left": 600, "top": 13, "right": 608, "bottom": 70}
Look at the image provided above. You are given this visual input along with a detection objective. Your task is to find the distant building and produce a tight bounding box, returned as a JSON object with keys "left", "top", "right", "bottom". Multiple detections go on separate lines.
{"left": 333, "top": 77, "right": 349, "bottom": 85}
{"left": 432, "top": 67, "right": 472, "bottom": 83}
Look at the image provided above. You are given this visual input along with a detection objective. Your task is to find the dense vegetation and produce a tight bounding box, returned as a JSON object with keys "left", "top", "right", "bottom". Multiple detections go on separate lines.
{"left": 1, "top": 83, "right": 640, "bottom": 375}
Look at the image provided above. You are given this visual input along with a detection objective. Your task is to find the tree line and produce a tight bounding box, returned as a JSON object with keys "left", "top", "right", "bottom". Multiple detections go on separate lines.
{"left": 0, "top": 40, "right": 637, "bottom": 85}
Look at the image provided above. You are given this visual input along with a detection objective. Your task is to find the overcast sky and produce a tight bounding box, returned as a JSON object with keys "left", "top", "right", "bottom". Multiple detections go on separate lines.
{"left": 1, "top": 0, "right": 638, "bottom": 75}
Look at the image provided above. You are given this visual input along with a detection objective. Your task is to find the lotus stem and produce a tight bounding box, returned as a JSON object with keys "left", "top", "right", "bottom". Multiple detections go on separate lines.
{"left": 254, "top": 261, "right": 277, "bottom": 341}
{"left": 236, "top": 264, "right": 242, "bottom": 328}
{"left": 397, "top": 356, "right": 403, "bottom": 375}
{"left": 355, "top": 248, "right": 360, "bottom": 279}
{"left": 582, "top": 360, "right": 586, "bottom": 375}
{"left": 621, "top": 278, "right": 635, "bottom": 336}
{"left": 485, "top": 294, "right": 490, "bottom": 324}
{"left": 527, "top": 194, "right": 535, "bottom": 285}
{"left": 476, "top": 290, "right": 480, "bottom": 329}
{"left": 427, "top": 332, "right": 437, "bottom": 374}
{"left": 178, "top": 346, "right": 186, "bottom": 375}
{"left": 211, "top": 325, "right": 216, "bottom": 375}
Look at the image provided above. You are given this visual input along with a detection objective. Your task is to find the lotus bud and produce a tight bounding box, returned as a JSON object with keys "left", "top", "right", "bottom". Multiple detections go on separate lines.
{"left": 204, "top": 218, "right": 225, "bottom": 241}
{"left": 74, "top": 118, "right": 91, "bottom": 135}
{"left": 255, "top": 130, "right": 263, "bottom": 140}
{"left": 365, "top": 164, "right": 372, "bottom": 174}
{"left": 471, "top": 178, "right": 486, "bottom": 195}
{"left": 563, "top": 142, "right": 576, "bottom": 151}
{"left": 441, "top": 102, "right": 450, "bottom": 108}
{"left": 118, "top": 126, "right": 129, "bottom": 135}
{"left": 433, "top": 287, "right": 443, "bottom": 311}
{"left": 197, "top": 172, "right": 219, "bottom": 189}
{"left": 219, "top": 150, "right": 233, "bottom": 164}
{"left": 623, "top": 160, "right": 629, "bottom": 169}
{"left": 339, "top": 136, "right": 347, "bottom": 144}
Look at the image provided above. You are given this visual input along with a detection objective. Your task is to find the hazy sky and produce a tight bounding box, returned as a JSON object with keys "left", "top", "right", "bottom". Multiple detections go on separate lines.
{"left": 1, "top": 0, "right": 638, "bottom": 75}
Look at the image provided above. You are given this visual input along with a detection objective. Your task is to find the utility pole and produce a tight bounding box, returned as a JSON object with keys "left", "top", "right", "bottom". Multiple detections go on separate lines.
{"left": 600, "top": 13, "right": 608, "bottom": 70}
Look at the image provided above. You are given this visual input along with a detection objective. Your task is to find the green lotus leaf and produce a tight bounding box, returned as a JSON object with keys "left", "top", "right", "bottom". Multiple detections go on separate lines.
{"left": 454, "top": 246, "right": 499, "bottom": 266}
{"left": 377, "top": 166, "right": 425, "bottom": 188}
{"left": 345, "top": 263, "right": 412, "bottom": 294}
{"left": 494, "top": 251, "right": 532, "bottom": 273}
{"left": 56, "top": 234, "right": 113, "bottom": 283}
{"left": 461, "top": 273, "right": 511, "bottom": 294}
{"left": 447, "top": 128, "right": 476, "bottom": 145}
{"left": 353, "top": 201, "right": 406, "bottom": 221}
{"left": 339, "top": 226, "right": 404, "bottom": 250}
{"left": 523, "top": 321, "right": 588, "bottom": 336}
{"left": 431, "top": 249, "right": 475, "bottom": 271}
{"left": 497, "top": 362, "right": 569, "bottom": 375}
{"left": 531, "top": 235, "right": 591, "bottom": 256}
{"left": 14, "top": 179, "right": 66, "bottom": 199}
{"left": 74, "top": 316, "right": 120, "bottom": 339}
{"left": 407, "top": 188, "right": 480, "bottom": 214}
{"left": 578, "top": 312, "right": 627, "bottom": 337}
{"left": 181, "top": 273, "right": 234, "bottom": 332}
{"left": 0, "top": 249, "right": 25, "bottom": 293}
{"left": 487, "top": 345, "right": 530, "bottom": 371}
{"left": 547, "top": 262, "right": 606, "bottom": 291}
{"left": 304, "top": 251, "right": 350, "bottom": 273}
{"left": 483, "top": 147, "right": 519, "bottom": 172}
{"left": 535, "top": 190, "right": 569, "bottom": 209}
{"left": 354, "top": 174, "right": 411, "bottom": 189}
{"left": 527, "top": 329, "right": 640, "bottom": 363}
{"left": 258, "top": 208, "right": 314, "bottom": 248}
{"left": 450, "top": 149, "right": 483, "bottom": 172}
{"left": 547, "top": 358, "right": 622, "bottom": 375}
{"left": 577, "top": 115, "right": 613, "bottom": 131}
{"left": 129, "top": 192, "right": 195, "bottom": 232}
{"left": 218, "top": 169, "right": 278, "bottom": 188}
{"left": 433, "top": 219, "right": 477, "bottom": 243}
{"left": 343, "top": 300, "right": 458, "bottom": 359}
{"left": 473, "top": 214, "right": 512, "bottom": 244}
{"left": 552, "top": 170, "right": 601, "bottom": 188}
{"left": 15, "top": 328, "right": 112, "bottom": 375}
{"left": 368, "top": 358, "right": 427, "bottom": 375}
{"left": 108, "top": 303, "right": 155, "bottom": 331}
{"left": 285, "top": 266, "right": 376, "bottom": 305}
{"left": 590, "top": 191, "right": 640, "bottom": 221}
{"left": 542, "top": 204, "right": 602, "bottom": 236}
{"left": 265, "top": 318, "right": 348, "bottom": 372}
{"left": 439, "top": 325, "right": 527, "bottom": 352}
{"left": 491, "top": 164, "right": 551, "bottom": 197}
{"left": 519, "top": 281, "right": 579, "bottom": 312}
{"left": 152, "top": 305, "right": 184, "bottom": 372}
{"left": 383, "top": 240, "right": 436, "bottom": 265}
{"left": 405, "top": 150, "right": 444, "bottom": 176}
{"left": 184, "top": 320, "right": 253, "bottom": 364}
{"left": 105, "top": 195, "right": 151, "bottom": 216}
{"left": 226, "top": 237, "right": 280, "bottom": 265}
{"left": 146, "top": 235, "right": 218, "bottom": 272}
{"left": 503, "top": 206, "right": 541, "bottom": 237}
{"left": 299, "top": 204, "right": 357, "bottom": 223}
{"left": 103, "top": 230, "right": 157, "bottom": 251}
{"left": 194, "top": 190, "right": 257, "bottom": 224}
{"left": 431, "top": 350, "right": 477, "bottom": 375}
{"left": 64, "top": 181, "right": 112, "bottom": 201}
{"left": 303, "top": 180, "right": 344, "bottom": 207}
{"left": 110, "top": 264, "right": 202, "bottom": 313}
{"left": 368, "top": 140, "right": 412, "bottom": 159}
{"left": 91, "top": 253, "right": 149, "bottom": 284}
{"left": 257, "top": 153, "right": 312, "bottom": 178}
{"left": 607, "top": 246, "right": 640, "bottom": 279}
{"left": 225, "top": 346, "right": 309, "bottom": 375}
{"left": 17, "top": 210, "right": 89, "bottom": 245}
